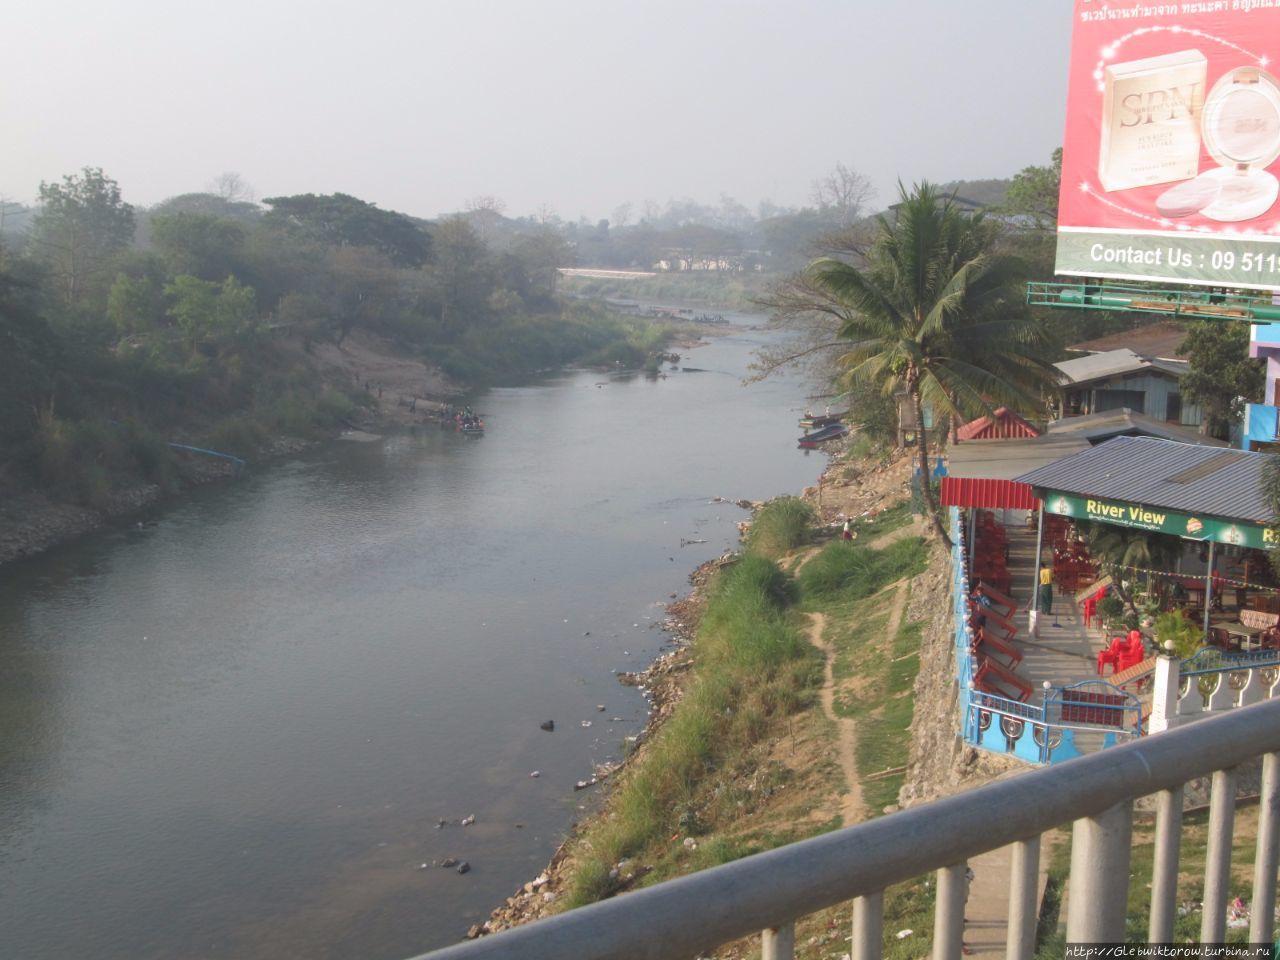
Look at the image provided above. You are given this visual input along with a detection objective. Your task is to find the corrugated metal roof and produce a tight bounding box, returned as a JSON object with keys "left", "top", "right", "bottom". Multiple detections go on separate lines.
{"left": 1045, "top": 409, "right": 1227, "bottom": 447}
{"left": 947, "top": 435, "right": 1092, "bottom": 481}
{"left": 940, "top": 477, "right": 1038, "bottom": 509}
{"left": 956, "top": 407, "right": 1040, "bottom": 441}
{"left": 1054, "top": 348, "right": 1189, "bottom": 386}
{"left": 1013, "top": 436, "right": 1278, "bottom": 524}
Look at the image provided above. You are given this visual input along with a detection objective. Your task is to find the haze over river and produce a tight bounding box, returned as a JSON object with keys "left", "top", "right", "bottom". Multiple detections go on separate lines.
{"left": 0, "top": 319, "right": 821, "bottom": 960}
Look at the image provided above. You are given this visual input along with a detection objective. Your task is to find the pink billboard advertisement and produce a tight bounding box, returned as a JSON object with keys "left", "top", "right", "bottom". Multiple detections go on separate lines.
{"left": 1057, "top": 0, "right": 1280, "bottom": 288}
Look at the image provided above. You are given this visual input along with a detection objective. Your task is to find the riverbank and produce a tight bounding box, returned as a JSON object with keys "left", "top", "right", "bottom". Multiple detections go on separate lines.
{"left": 0, "top": 436, "right": 311, "bottom": 567}
{"left": 467, "top": 439, "right": 973, "bottom": 947}
{"left": 0, "top": 321, "right": 719, "bottom": 570}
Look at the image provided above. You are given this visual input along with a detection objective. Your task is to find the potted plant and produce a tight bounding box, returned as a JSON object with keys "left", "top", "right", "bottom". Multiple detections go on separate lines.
{"left": 1097, "top": 594, "right": 1125, "bottom": 635}
{"left": 1153, "top": 610, "right": 1203, "bottom": 659}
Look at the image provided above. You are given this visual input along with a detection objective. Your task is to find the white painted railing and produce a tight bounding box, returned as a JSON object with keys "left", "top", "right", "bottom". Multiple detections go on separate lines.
{"left": 408, "top": 699, "right": 1280, "bottom": 960}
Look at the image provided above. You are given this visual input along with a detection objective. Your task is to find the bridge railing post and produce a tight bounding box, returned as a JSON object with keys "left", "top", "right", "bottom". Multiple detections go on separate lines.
{"left": 1066, "top": 801, "right": 1133, "bottom": 943}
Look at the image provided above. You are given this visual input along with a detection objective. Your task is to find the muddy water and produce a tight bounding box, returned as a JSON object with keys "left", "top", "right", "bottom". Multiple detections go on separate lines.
{"left": 0, "top": 320, "right": 822, "bottom": 960}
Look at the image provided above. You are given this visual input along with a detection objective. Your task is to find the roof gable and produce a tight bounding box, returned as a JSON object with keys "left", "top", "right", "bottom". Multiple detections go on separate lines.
{"left": 956, "top": 407, "right": 1041, "bottom": 441}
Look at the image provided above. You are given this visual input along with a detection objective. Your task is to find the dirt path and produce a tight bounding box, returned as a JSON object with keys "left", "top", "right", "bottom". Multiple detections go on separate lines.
{"left": 806, "top": 611, "right": 864, "bottom": 827}
{"left": 807, "top": 577, "right": 910, "bottom": 828}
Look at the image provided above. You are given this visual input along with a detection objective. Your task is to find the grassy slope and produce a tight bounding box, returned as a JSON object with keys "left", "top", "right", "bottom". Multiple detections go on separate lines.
{"left": 555, "top": 493, "right": 940, "bottom": 958}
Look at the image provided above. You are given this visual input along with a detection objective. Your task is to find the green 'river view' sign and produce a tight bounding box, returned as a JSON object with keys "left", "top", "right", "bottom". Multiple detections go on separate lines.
{"left": 1043, "top": 491, "right": 1275, "bottom": 551}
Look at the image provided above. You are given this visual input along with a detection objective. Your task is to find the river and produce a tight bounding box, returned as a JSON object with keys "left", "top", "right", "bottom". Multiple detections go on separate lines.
{"left": 0, "top": 319, "right": 823, "bottom": 960}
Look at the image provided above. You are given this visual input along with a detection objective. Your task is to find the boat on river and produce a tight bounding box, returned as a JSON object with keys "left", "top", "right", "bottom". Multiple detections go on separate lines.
{"left": 798, "top": 411, "right": 847, "bottom": 429}
{"left": 797, "top": 423, "right": 848, "bottom": 448}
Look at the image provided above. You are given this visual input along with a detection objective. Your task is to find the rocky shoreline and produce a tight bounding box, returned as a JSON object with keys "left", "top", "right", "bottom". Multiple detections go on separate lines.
{"left": 468, "top": 549, "right": 735, "bottom": 938}
{"left": 469, "top": 442, "right": 916, "bottom": 938}
{"left": 0, "top": 437, "right": 308, "bottom": 569}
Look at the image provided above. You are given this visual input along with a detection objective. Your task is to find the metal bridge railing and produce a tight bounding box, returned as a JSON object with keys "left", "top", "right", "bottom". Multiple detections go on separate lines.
{"left": 410, "top": 698, "right": 1280, "bottom": 960}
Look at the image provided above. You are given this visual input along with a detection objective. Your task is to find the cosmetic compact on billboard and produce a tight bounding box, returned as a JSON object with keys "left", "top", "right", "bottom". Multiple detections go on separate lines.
{"left": 1057, "top": 1, "right": 1280, "bottom": 289}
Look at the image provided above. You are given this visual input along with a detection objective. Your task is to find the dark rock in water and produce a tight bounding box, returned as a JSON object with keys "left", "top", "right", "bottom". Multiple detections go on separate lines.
{"left": 436, "top": 818, "right": 447, "bottom": 829}
{"left": 440, "top": 857, "right": 459, "bottom": 868}
{"left": 539, "top": 720, "right": 554, "bottom": 731}
{"left": 456, "top": 860, "right": 471, "bottom": 875}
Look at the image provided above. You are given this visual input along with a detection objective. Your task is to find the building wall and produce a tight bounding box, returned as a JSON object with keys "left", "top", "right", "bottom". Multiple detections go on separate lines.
{"left": 1065, "top": 372, "right": 1202, "bottom": 426}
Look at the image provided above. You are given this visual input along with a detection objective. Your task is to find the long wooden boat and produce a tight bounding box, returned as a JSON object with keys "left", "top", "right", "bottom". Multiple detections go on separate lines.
{"left": 798, "top": 411, "right": 847, "bottom": 429}
{"left": 797, "top": 423, "right": 848, "bottom": 447}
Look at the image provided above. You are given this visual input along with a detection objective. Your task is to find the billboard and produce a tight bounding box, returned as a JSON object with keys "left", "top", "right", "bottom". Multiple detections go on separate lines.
{"left": 1057, "top": 1, "right": 1280, "bottom": 289}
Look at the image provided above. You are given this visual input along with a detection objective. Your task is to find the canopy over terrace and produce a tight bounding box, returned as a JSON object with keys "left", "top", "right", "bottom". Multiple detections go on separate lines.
{"left": 1014, "top": 436, "right": 1280, "bottom": 629}
{"left": 941, "top": 435, "right": 1092, "bottom": 511}
{"left": 941, "top": 435, "right": 1093, "bottom": 600}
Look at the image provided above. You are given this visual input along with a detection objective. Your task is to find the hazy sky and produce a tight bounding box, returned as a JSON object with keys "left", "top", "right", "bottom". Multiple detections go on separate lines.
{"left": 3, "top": 0, "right": 1072, "bottom": 222}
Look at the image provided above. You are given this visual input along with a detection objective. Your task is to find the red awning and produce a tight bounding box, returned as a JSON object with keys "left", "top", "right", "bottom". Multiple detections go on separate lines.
{"left": 940, "top": 476, "right": 1039, "bottom": 510}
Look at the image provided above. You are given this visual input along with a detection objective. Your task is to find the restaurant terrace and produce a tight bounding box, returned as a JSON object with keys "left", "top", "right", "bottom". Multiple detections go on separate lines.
{"left": 944, "top": 434, "right": 1280, "bottom": 766}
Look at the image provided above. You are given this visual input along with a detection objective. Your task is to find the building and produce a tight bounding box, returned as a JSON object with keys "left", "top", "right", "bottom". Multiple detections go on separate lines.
{"left": 1243, "top": 321, "right": 1280, "bottom": 452}
{"left": 1054, "top": 347, "right": 1202, "bottom": 428}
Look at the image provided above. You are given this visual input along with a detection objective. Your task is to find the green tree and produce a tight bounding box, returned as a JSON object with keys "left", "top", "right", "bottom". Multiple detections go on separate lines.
{"left": 1000, "top": 147, "right": 1061, "bottom": 232}
{"left": 262, "top": 192, "right": 430, "bottom": 267}
{"left": 0, "top": 271, "right": 60, "bottom": 467}
{"left": 150, "top": 212, "right": 246, "bottom": 281}
{"left": 1079, "top": 521, "right": 1182, "bottom": 614}
{"left": 31, "top": 168, "right": 136, "bottom": 306}
{"left": 323, "top": 246, "right": 403, "bottom": 345}
{"left": 804, "top": 182, "right": 1058, "bottom": 544}
{"left": 106, "top": 273, "right": 163, "bottom": 338}
{"left": 427, "top": 215, "right": 495, "bottom": 338}
{"left": 1178, "top": 320, "right": 1263, "bottom": 440}
{"left": 165, "top": 275, "right": 258, "bottom": 355}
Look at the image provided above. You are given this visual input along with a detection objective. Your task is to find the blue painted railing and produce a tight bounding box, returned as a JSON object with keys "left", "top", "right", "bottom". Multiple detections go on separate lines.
{"left": 1179, "top": 645, "right": 1280, "bottom": 677}
{"left": 953, "top": 506, "right": 1139, "bottom": 766}
{"left": 952, "top": 506, "right": 1280, "bottom": 765}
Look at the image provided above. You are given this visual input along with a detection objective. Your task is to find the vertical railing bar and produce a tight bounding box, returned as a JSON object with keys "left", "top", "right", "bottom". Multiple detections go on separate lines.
{"left": 1007, "top": 837, "right": 1040, "bottom": 960}
{"left": 1250, "top": 753, "right": 1279, "bottom": 945}
{"left": 760, "top": 921, "right": 795, "bottom": 960}
{"left": 851, "top": 892, "right": 883, "bottom": 960}
{"left": 932, "top": 864, "right": 966, "bottom": 960}
{"left": 1201, "top": 767, "right": 1238, "bottom": 944}
{"left": 1066, "top": 801, "right": 1133, "bottom": 943}
{"left": 1148, "top": 785, "right": 1183, "bottom": 943}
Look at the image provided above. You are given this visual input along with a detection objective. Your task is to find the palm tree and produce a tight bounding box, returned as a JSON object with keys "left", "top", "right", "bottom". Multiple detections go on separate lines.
{"left": 805, "top": 181, "right": 1059, "bottom": 545}
{"left": 1080, "top": 522, "right": 1182, "bottom": 614}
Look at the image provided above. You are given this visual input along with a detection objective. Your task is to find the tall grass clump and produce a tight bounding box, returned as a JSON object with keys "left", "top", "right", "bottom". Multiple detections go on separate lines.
{"left": 35, "top": 411, "right": 177, "bottom": 507}
{"left": 565, "top": 554, "right": 816, "bottom": 907}
{"left": 798, "top": 537, "right": 927, "bottom": 602}
{"left": 745, "top": 496, "right": 815, "bottom": 559}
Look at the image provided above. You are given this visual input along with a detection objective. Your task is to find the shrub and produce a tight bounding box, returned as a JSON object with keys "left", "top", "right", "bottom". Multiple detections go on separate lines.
{"left": 797, "top": 538, "right": 927, "bottom": 602}
{"left": 206, "top": 416, "right": 268, "bottom": 458}
{"left": 745, "top": 496, "right": 815, "bottom": 558}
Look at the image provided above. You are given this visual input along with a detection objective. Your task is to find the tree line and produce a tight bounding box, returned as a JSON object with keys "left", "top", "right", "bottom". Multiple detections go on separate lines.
{"left": 0, "top": 168, "right": 659, "bottom": 507}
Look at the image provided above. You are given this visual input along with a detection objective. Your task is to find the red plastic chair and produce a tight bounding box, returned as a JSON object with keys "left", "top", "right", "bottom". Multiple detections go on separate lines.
{"left": 1115, "top": 631, "right": 1147, "bottom": 673}
{"left": 1096, "top": 636, "right": 1125, "bottom": 675}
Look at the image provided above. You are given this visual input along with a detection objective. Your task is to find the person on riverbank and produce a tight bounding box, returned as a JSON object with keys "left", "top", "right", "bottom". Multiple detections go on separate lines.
{"left": 1039, "top": 563, "right": 1054, "bottom": 616}
{"left": 842, "top": 520, "right": 852, "bottom": 541}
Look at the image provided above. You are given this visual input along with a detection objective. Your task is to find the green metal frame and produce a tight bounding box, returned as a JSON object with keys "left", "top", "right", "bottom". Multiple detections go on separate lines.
{"left": 1026, "top": 282, "right": 1280, "bottom": 323}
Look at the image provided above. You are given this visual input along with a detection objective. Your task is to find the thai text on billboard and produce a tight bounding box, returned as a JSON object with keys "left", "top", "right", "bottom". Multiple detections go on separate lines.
{"left": 1058, "top": 1, "right": 1280, "bottom": 289}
